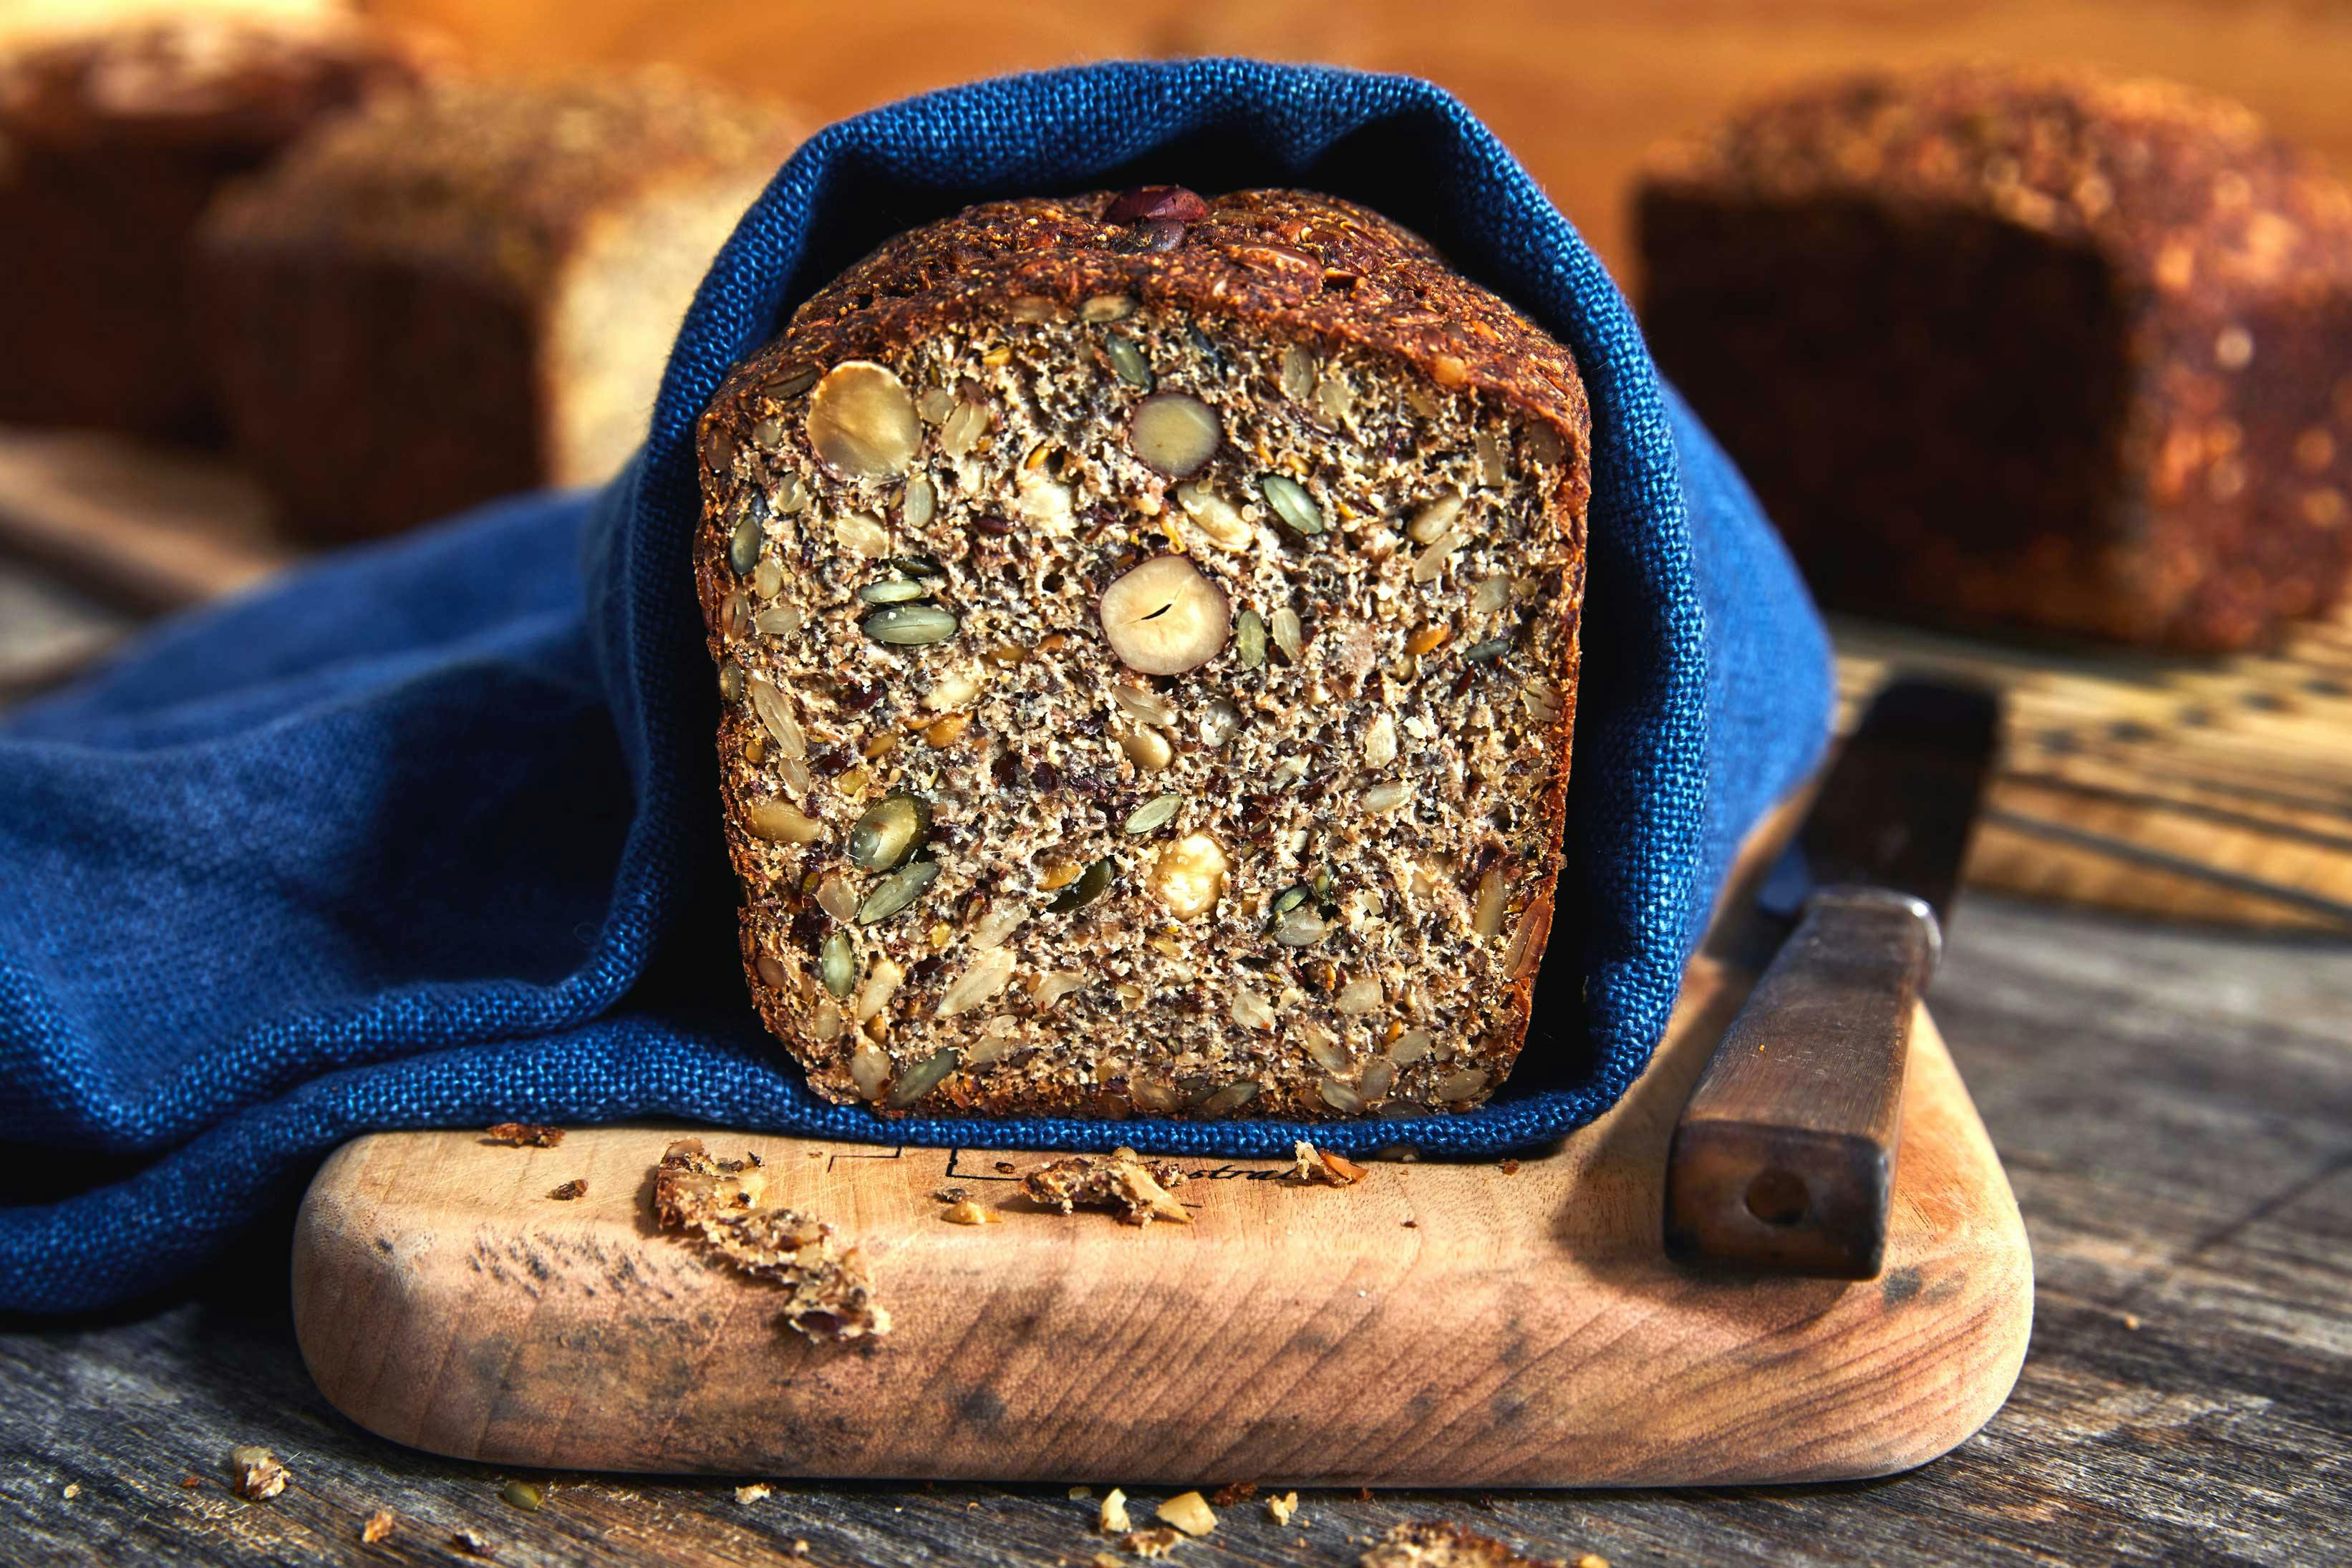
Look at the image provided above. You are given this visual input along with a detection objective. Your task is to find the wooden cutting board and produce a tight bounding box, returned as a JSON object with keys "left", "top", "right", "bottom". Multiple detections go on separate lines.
{"left": 289, "top": 801, "right": 2035, "bottom": 1489}
{"left": 6, "top": 428, "right": 2347, "bottom": 929}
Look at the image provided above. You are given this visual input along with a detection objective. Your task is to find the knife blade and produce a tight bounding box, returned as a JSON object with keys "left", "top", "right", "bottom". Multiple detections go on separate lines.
{"left": 1664, "top": 676, "right": 2000, "bottom": 1279}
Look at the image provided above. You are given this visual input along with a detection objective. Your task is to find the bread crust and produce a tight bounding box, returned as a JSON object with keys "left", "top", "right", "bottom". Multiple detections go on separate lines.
{"left": 0, "top": 14, "right": 432, "bottom": 437}
{"left": 695, "top": 188, "right": 1589, "bottom": 1121}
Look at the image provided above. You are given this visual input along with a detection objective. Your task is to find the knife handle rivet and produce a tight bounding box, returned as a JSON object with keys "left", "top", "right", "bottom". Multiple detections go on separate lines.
{"left": 1745, "top": 1169, "right": 1810, "bottom": 1228}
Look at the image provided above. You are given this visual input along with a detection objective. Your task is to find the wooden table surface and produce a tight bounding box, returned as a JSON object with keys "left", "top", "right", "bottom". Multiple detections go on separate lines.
{"left": 4, "top": 853, "right": 2346, "bottom": 1566}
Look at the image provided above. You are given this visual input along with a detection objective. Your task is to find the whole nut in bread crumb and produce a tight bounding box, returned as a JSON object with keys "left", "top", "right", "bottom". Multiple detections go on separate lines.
{"left": 1129, "top": 393, "right": 1223, "bottom": 478}
{"left": 1098, "top": 556, "right": 1230, "bottom": 675}
{"left": 1292, "top": 1141, "right": 1368, "bottom": 1186}
{"left": 227, "top": 1446, "right": 288, "bottom": 1501}
{"left": 1022, "top": 1149, "right": 1191, "bottom": 1225}
{"left": 651, "top": 1138, "right": 891, "bottom": 1341}
{"left": 1156, "top": 1491, "right": 1216, "bottom": 1536}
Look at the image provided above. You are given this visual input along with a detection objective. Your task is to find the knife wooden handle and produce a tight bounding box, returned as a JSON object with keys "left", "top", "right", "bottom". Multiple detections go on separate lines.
{"left": 1664, "top": 886, "right": 1942, "bottom": 1279}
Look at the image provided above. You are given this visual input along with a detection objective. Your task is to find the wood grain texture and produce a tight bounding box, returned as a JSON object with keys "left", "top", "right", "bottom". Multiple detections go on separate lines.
{"left": 288, "top": 965, "right": 2031, "bottom": 1486}
{"left": 1666, "top": 889, "right": 1937, "bottom": 1277}
{"left": 0, "top": 431, "right": 297, "bottom": 612}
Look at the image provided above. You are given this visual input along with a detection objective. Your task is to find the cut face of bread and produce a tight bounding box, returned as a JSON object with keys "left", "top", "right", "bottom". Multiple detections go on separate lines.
{"left": 697, "top": 188, "right": 1588, "bottom": 1121}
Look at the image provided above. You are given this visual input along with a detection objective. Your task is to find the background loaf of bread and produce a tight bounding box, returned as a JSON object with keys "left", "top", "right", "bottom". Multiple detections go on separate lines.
{"left": 200, "top": 69, "right": 800, "bottom": 540}
{"left": 0, "top": 11, "right": 431, "bottom": 440}
{"left": 1637, "top": 64, "right": 2352, "bottom": 651}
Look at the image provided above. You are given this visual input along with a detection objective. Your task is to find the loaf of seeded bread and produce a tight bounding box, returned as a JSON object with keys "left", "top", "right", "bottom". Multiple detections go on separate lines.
{"left": 0, "top": 11, "right": 431, "bottom": 439}
{"left": 1636, "top": 64, "right": 2352, "bottom": 652}
{"left": 694, "top": 186, "right": 1590, "bottom": 1121}
{"left": 199, "top": 71, "right": 800, "bottom": 541}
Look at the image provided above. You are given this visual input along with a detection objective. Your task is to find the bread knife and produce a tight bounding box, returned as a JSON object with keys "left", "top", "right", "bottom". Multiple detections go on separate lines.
{"left": 1664, "top": 677, "right": 2000, "bottom": 1279}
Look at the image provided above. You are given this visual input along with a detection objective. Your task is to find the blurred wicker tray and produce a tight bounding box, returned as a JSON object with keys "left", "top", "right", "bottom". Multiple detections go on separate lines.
{"left": 1837, "top": 609, "right": 2352, "bottom": 931}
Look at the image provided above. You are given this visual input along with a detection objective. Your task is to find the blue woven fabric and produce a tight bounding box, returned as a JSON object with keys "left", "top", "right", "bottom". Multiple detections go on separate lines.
{"left": 0, "top": 59, "right": 1832, "bottom": 1314}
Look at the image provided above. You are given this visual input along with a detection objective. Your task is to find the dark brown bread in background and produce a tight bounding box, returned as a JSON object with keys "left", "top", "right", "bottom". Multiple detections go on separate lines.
{"left": 1636, "top": 64, "right": 2352, "bottom": 652}
{"left": 199, "top": 71, "right": 799, "bottom": 541}
{"left": 0, "top": 14, "right": 432, "bottom": 440}
{"left": 695, "top": 188, "right": 1589, "bottom": 1121}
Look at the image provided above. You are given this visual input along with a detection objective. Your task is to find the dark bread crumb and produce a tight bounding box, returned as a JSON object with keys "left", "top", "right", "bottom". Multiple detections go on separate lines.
{"left": 1360, "top": 1520, "right": 1568, "bottom": 1568}
{"left": 1020, "top": 1148, "right": 1191, "bottom": 1225}
{"left": 652, "top": 1138, "right": 890, "bottom": 1341}
{"left": 483, "top": 1123, "right": 563, "bottom": 1148}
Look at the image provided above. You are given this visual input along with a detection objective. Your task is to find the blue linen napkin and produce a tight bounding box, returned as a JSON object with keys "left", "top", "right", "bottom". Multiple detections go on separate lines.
{"left": 0, "top": 58, "right": 1831, "bottom": 1313}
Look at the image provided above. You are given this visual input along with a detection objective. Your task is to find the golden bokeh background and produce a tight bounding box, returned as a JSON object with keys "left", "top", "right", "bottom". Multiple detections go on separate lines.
{"left": 371, "top": 0, "right": 2352, "bottom": 275}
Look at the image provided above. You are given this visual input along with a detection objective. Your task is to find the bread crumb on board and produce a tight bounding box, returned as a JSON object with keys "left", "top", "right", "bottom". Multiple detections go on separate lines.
{"left": 1359, "top": 1520, "right": 1572, "bottom": 1567}
{"left": 1100, "top": 1487, "right": 1133, "bottom": 1533}
{"left": 651, "top": 1138, "right": 891, "bottom": 1341}
{"left": 360, "top": 1509, "right": 396, "bottom": 1543}
{"left": 735, "top": 1483, "right": 773, "bottom": 1504}
{"left": 1022, "top": 1149, "right": 1190, "bottom": 1225}
{"left": 1267, "top": 1491, "right": 1300, "bottom": 1526}
{"left": 1121, "top": 1527, "right": 1184, "bottom": 1558}
{"left": 226, "top": 1446, "right": 287, "bottom": 1501}
{"left": 549, "top": 1179, "right": 587, "bottom": 1200}
{"left": 1292, "top": 1141, "right": 1369, "bottom": 1186}
{"left": 484, "top": 1122, "right": 564, "bottom": 1148}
